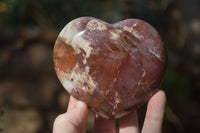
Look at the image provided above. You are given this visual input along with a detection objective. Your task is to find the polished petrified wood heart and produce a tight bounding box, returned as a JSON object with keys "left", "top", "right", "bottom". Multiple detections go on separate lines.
{"left": 53, "top": 17, "right": 167, "bottom": 119}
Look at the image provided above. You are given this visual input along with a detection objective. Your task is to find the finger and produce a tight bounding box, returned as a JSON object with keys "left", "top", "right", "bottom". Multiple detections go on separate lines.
{"left": 119, "top": 110, "right": 139, "bottom": 133}
{"left": 67, "top": 96, "right": 78, "bottom": 111}
{"left": 141, "top": 90, "right": 166, "bottom": 133}
{"left": 94, "top": 116, "right": 116, "bottom": 133}
{"left": 67, "top": 96, "right": 88, "bottom": 133}
{"left": 53, "top": 101, "right": 88, "bottom": 133}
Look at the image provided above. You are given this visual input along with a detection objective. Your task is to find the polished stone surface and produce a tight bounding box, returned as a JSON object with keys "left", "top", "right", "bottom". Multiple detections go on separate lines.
{"left": 53, "top": 17, "right": 167, "bottom": 119}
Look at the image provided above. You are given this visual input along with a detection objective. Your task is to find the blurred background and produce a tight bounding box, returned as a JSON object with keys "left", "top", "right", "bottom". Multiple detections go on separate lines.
{"left": 0, "top": 0, "right": 200, "bottom": 132}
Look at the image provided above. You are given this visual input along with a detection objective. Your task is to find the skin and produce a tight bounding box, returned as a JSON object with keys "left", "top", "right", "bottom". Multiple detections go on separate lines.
{"left": 53, "top": 90, "right": 166, "bottom": 133}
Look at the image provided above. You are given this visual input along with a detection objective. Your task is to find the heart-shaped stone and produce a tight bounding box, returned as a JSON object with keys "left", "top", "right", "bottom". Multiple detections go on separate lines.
{"left": 53, "top": 17, "right": 167, "bottom": 119}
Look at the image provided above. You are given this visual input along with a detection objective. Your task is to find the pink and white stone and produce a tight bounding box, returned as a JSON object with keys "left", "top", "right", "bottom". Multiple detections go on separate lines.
{"left": 53, "top": 17, "right": 167, "bottom": 119}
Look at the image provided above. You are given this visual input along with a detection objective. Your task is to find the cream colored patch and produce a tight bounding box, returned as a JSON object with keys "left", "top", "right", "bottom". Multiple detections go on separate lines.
{"left": 57, "top": 69, "right": 74, "bottom": 93}
{"left": 69, "top": 65, "right": 96, "bottom": 95}
{"left": 115, "top": 92, "right": 121, "bottom": 104}
{"left": 111, "top": 111, "right": 116, "bottom": 116}
{"left": 141, "top": 67, "right": 146, "bottom": 77}
{"left": 133, "top": 22, "right": 138, "bottom": 27}
{"left": 58, "top": 18, "right": 97, "bottom": 94}
{"left": 149, "top": 49, "right": 161, "bottom": 60}
{"left": 123, "top": 26, "right": 134, "bottom": 33}
{"left": 113, "top": 78, "right": 117, "bottom": 83}
{"left": 133, "top": 30, "right": 144, "bottom": 39}
{"left": 137, "top": 68, "right": 146, "bottom": 86}
{"left": 82, "top": 57, "right": 87, "bottom": 64}
{"left": 109, "top": 30, "right": 121, "bottom": 40}
{"left": 105, "top": 89, "right": 110, "bottom": 96}
{"left": 71, "top": 33, "right": 92, "bottom": 65}
{"left": 113, "top": 92, "right": 121, "bottom": 110}
{"left": 59, "top": 19, "right": 79, "bottom": 44}
{"left": 59, "top": 18, "right": 93, "bottom": 65}
{"left": 96, "top": 112, "right": 110, "bottom": 119}
{"left": 142, "top": 71, "right": 146, "bottom": 77}
{"left": 62, "top": 79, "right": 75, "bottom": 93}
{"left": 59, "top": 64, "right": 96, "bottom": 95}
{"left": 123, "top": 26, "right": 144, "bottom": 39}
{"left": 86, "top": 19, "right": 107, "bottom": 31}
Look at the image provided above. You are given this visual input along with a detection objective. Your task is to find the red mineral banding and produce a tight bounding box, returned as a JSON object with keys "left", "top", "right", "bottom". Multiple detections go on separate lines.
{"left": 53, "top": 17, "right": 167, "bottom": 119}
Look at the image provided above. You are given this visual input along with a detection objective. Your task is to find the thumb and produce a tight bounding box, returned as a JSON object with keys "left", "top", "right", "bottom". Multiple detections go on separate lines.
{"left": 53, "top": 101, "right": 88, "bottom": 133}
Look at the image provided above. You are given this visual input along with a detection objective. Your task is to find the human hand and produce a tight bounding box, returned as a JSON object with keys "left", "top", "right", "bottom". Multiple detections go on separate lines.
{"left": 53, "top": 90, "right": 166, "bottom": 133}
